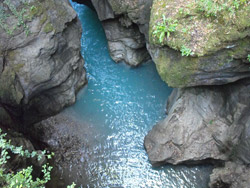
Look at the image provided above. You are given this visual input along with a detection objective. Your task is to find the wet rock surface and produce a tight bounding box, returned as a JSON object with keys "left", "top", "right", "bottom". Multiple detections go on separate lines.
{"left": 102, "top": 18, "right": 150, "bottom": 66}
{"left": 0, "top": 0, "right": 86, "bottom": 127}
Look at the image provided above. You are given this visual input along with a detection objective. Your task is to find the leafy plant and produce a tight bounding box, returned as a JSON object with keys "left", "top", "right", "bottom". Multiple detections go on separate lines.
{"left": 178, "top": 7, "right": 191, "bottom": 17}
{"left": 182, "top": 28, "right": 188, "bottom": 34}
{"left": 195, "top": 0, "right": 247, "bottom": 18}
{"left": 180, "top": 45, "right": 194, "bottom": 56}
{"left": 152, "top": 15, "right": 178, "bottom": 43}
{"left": 67, "top": 182, "right": 76, "bottom": 188}
{"left": 0, "top": 129, "right": 53, "bottom": 188}
{"left": 0, "top": 0, "right": 32, "bottom": 35}
{"left": 248, "top": 54, "right": 250, "bottom": 62}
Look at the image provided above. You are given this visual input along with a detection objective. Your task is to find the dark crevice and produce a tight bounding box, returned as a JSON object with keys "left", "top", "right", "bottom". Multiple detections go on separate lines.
{"left": 2, "top": 55, "right": 6, "bottom": 73}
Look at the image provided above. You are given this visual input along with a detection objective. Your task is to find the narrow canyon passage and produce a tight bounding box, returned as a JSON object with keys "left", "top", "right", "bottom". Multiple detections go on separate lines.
{"left": 56, "top": 2, "right": 213, "bottom": 187}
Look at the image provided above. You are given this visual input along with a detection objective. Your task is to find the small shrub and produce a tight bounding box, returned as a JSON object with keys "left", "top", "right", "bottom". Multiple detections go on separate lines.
{"left": 0, "top": 129, "right": 53, "bottom": 188}
{"left": 247, "top": 54, "right": 250, "bottom": 62}
{"left": 67, "top": 182, "right": 76, "bottom": 188}
{"left": 152, "top": 15, "right": 178, "bottom": 43}
{"left": 180, "top": 45, "right": 194, "bottom": 56}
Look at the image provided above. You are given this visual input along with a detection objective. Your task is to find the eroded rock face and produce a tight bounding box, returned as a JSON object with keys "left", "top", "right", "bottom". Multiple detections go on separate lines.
{"left": 144, "top": 78, "right": 250, "bottom": 165}
{"left": 102, "top": 19, "right": 150, "bottom": 66}
{"left": 89, "top": 0, "right": 152, "bottom": 66}
{"left": 0, "top": 0, "right": 86, "bottom": 127}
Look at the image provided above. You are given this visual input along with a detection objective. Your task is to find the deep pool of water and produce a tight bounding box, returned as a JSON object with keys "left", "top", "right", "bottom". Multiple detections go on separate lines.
{"left": 63, "top": 2, "right": 213, "bottom": 187}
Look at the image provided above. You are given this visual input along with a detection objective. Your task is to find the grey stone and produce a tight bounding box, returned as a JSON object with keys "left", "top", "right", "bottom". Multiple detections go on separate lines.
{"left": 91, "top": 0, "right": 115, "bottom": 21}
{"left": 144, "top": 79, "right": 250, "bottom": 165}
{"left": 102, "top": 19, "right": 150, "bottom": 66}
{"left": 209, "top": 162, "right": 250, "bottom": 188}
{"left": 0, "top": 0, "right": 86, "bottom": 126}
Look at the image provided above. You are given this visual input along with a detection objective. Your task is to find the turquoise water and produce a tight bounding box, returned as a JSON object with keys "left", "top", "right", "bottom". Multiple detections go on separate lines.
{"left": 65, "top": 2, "right": 212, "bottom": 187}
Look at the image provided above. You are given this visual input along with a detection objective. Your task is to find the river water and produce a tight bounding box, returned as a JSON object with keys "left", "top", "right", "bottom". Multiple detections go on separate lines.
{"left": 62, "top": 2, "right": 213, "bottom": 187}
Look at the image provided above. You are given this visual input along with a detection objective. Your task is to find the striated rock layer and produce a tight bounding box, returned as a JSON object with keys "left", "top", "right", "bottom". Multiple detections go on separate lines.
{"left": 0, "top": 0, "right": 86, "bottom": 127}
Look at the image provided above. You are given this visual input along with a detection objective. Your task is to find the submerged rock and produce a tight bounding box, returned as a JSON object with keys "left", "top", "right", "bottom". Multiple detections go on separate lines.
{"left": 0, "top": 0, "right": 86, "bottom": 127}
{"left": 144, "top": 78, "right": 250, "bottom": 165}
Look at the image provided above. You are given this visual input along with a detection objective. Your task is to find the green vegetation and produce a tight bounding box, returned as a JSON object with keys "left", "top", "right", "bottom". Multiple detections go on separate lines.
{"left": 178, "top": 7, "right": 191, "bottom": 17}
{"left": 150, "top": 0, "right": 250, "bottom": 57}
{"left": 152, "top": 15, "right": 178, "bottom": 43}
{"left": 0, "top": 129, "right": 77, "bottom": 188}
{"left": 196, "top": 0, "right": 248, "bottom": 17}
{"left": 0, "top": 0, "right": 33, "bottom": 35}
{"left": 43, "top": 22, "right": 54, "bottom": 33}
{"left": 180, "top": 45, "right": 194, "bottom": 56}
{"left": 248, "top": 54, "right": 250, "bottom": 62}
{"left": 0, "top": 129, "right": 53, "bottom": 188}
{"left": 67, "top": 183, "right": 77, "bottom": 188}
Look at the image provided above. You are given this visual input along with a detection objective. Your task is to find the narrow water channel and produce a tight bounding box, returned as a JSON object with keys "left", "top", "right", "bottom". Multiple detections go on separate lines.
{"left": 61, "top": 2, "right": 213, "bottom": 187}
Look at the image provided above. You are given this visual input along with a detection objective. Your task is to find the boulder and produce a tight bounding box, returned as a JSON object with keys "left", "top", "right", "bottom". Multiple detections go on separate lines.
{"left": 148, "top": 0, "right": 250, "bottom": 87}
{"left": 0, "top": 0, "right": 86, "bottom": 127}
{"left": 102, "top": 19, "right": 150, "bottom": 66}
{"left": 144, "top": 78, "right": 250, "bottom": 165}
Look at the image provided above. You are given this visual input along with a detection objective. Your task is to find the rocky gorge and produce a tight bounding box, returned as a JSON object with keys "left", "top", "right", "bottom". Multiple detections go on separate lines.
{"left": 0, "top": 0, "right": 250, "bottom": 187}
{"left": 78, "top": 0, "right": 250, "bottom": 187}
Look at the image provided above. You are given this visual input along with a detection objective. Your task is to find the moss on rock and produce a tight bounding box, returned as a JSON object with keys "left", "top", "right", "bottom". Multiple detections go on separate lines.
{"left": 43, "top": 22, "right": 54, "bottom": 33}
{"left": 148, "top": 36, "right": 250, "bottom": 87}
{"left": 149, "top": 0, "right": 250, "bottom": 56}
{"left": 148, "top": 0, "right": 250, "bottom": 87}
